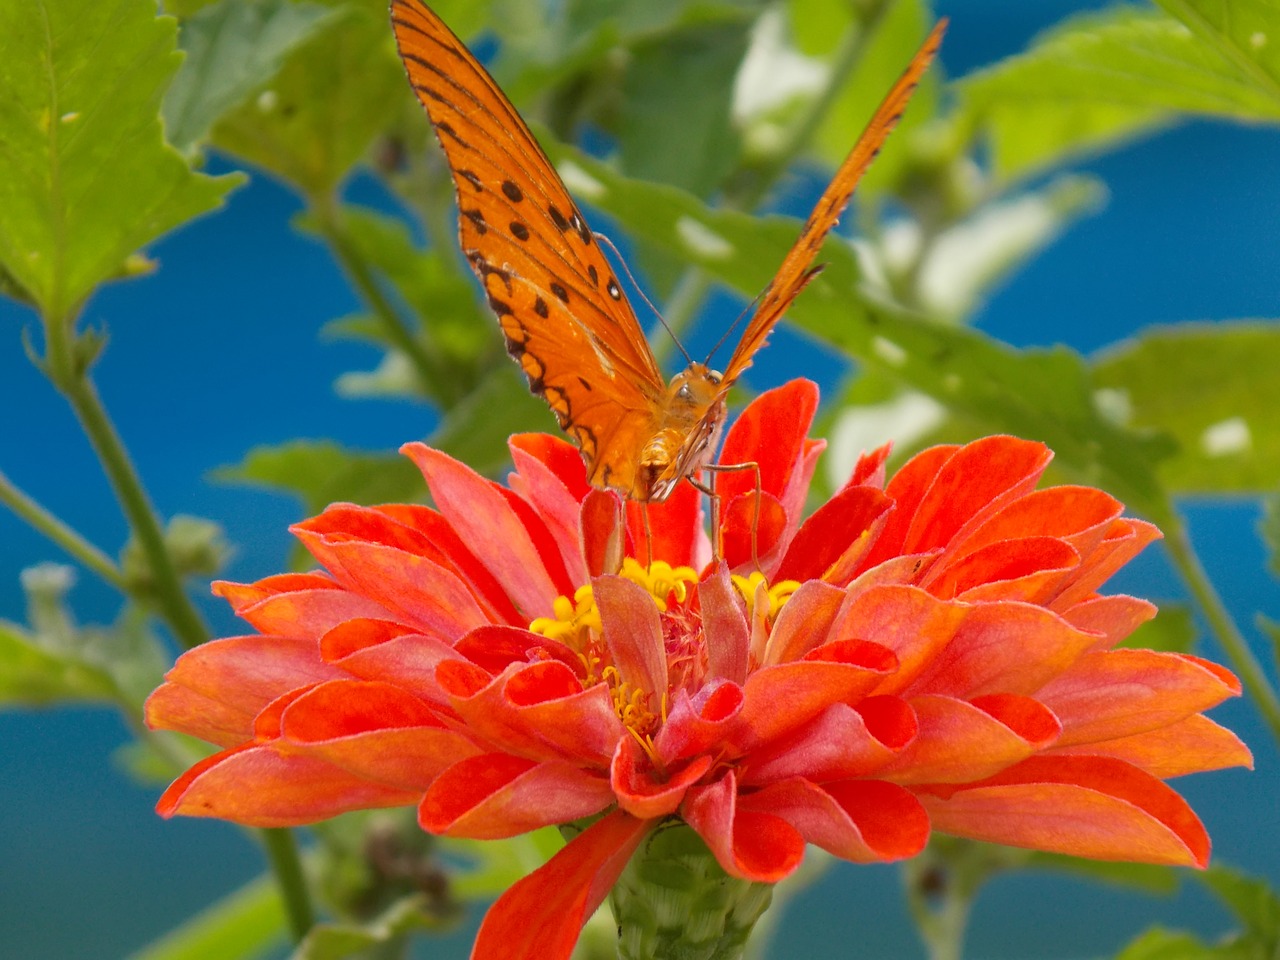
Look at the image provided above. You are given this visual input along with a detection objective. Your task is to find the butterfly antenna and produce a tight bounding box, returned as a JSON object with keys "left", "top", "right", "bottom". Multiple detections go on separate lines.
{"left": 594, "top": 231, "right": 694, "bottom": 367}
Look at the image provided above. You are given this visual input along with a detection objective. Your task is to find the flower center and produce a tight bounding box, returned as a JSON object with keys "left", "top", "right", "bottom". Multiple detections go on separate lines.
{"left": 529, "top": 560, "right": 799, "bottom": 752}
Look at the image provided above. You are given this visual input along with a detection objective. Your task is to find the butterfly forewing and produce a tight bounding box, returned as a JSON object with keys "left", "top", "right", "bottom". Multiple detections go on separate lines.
{"left": 720, "top": 19, "right": 947, "bottom": 387}
{"left": 391, "top": 0, "right": 666, "bottom": 412}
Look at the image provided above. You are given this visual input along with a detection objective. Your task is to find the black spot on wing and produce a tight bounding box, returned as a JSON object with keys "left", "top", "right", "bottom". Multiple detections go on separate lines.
{"left": 550, "top": 282, "right": 569, "bottom": 304}
{"left": 502, "top": 180, "right": 524, "bottom": 202}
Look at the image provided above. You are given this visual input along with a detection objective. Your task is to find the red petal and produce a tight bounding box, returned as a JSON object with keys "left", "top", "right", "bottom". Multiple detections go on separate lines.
{"left": 776, "top": 485, "right": 894, "bottom": 585}
{"left": 720, "top": 491, "right": 788, "bottom": 572}
{"left": 835, "top": 585, "right": 964, "bottom": 695}
{"left": 471, "top": 810, "right": 652, "bottom": 960}
{"left": 738, "top": 778, "right": 929, "bottom": 862}
{"left": 595, "top": 575, "right": 667, "bottom": 699}
{"left": 403, "top": 443, "right": 559, "bottom": 619}
{"left": 741, "top": 699, "right": 915, "bottom": 785}
{"left": 920, "top": 755, "right": 1212, "bottom": 867}
{"left": 145, "top": 636, "right": 346, "bottom": 745}
{"left": 717, "top": 379, "right": 819, "bottom": 508}
{"left": 508, "top": 437, "right": 591, "bottom": 585}
{"left": 627, "top": 478, "right": 703, "bottom": 569}
{"left": 655, "top": 681, "right": 745, "bottom": 764}
{"left": 156, "top": 743, "right": 419, "bottom": 826}
{"left": 611, "top": 736, "right": 714, "bottom": 818}
{"left": 879, "top": 693, "right": 1060, "bottom": 784}
{"left": 335, "top": 632, "right": 470, "bottom": 706}
{"left": 761, "top": 579, "right": 845, "bottom": 666}
{"left": 581, "top": 489, "right": 625, "bottom": 577}
{"left": 699, "top": 563, "right": 748, "bottom": 685}
{"left": 925, "top": 537, "right": 1080, "bottom": 602}
{"left": 508, "top": 432, "right": 592, "bottom": 501}
{"left": 682, "top": 771, "right": 806, "bottom": 881}
{"left": 1059, "top": 595, "right": 1156, "bottom": 649}
{"left": 213, "top": 575, "right": 391, "bottom": 637}
{"left": 419, "top": 753, "right": 614, "bottom": 838}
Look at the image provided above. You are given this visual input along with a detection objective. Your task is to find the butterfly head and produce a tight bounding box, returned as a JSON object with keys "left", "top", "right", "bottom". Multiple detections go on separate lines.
{"left": 635, "top": 364, "right": 728, "bottom": 502}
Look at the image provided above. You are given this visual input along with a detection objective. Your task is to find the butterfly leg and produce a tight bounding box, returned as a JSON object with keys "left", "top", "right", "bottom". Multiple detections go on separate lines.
{"left": 700, "top": 461, "right": 763, "bottom": 570}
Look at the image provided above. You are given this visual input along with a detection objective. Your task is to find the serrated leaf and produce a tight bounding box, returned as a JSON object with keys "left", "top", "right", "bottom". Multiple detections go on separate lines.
{"left": 0, "top": 0, "right": 240, "bottom": 320}
{"left": 539, "top": 139, "right": 1176, "bottom": 515}
{"left": 429, "top": 366, "right": 560, "bottom": 478}
{"left": 163, "top": 0, "right": 340, "bottom": 154}
{"left": 959, "top": 8, "right": 1280, "bottom": 183}
{"left": 214, "top": 441, "right": 425, "bottom": 514}
{"left": 0, "top": 620, "right": 117, "bottom": 707}
{"left": 211, "top": 3, "right": 408, "bottom": 197}
{"left": 1091, "top": 322, "right": 1280, "bottom": 495}
{"left": 130, "top": 874, "right": 285, "bottom": 960}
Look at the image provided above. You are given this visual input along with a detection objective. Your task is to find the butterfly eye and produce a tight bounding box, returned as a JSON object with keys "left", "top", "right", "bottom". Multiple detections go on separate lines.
{"left": 678, "top": 384, "right": 694, "bottom": 401}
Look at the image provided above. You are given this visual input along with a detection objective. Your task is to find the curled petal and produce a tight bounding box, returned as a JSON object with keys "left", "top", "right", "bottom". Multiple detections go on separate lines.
{"left": 335, "top": 632, "right": 472, "bottom": 706}
{"left": 761, "top": 579, "right": 845, "bottom": 666}
{"left": 738, "top": 778, "right": 929, "bottom": 863}
{"left": 419, "top": 753, "right": 614, "bottom": 838}
{"left": 741, "top": 698, "right": 916, "bottom": 785}
{"left": 776, "top": 484, "right": 894, "bottom": 585}
{"left": 879, "top": 693, "right": 1060, "bottom": 784}
{"left": 656, "top": 681, "right": 745, "bottom": 764}
{"left": 682, "top": 771, "right": 806, "bottom": 882}
{"left": 595, "top": 575, "right": 668, "bottom": 700}
{"left": 509, "top": 436, "right": 591, "bottom": 585}
{"left": 612, "top": 735, "right": 714, "bottom": 819}
{"left": 700, "top": 563, "right": 748, "bottom": 685}
{"left": 1058, "top": 594, "right": 1156, "bottom": 649}
{"left": 837, "top": 586, "right": 964, "bottom": 693}
{"left": 721, "top": 491, "right": 788, "bottom": 573}
{"left": 472, "top": 810, "right": 653, "bottom": 960}
{"left": 920, "top": 755, "right": 1212, "bottom": 867}
{"left": 928, "top": 537, "right": 1080, "bottom": 603}
{"left": 156, "top": 743, "right": 419, "bottom": 827}
{"left": 581, "top": 489, "right": 625, "bottom": 577}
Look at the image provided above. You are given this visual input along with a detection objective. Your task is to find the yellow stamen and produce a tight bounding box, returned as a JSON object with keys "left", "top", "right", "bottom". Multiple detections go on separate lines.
{"left": 731, "top": 572, "right": 801, "bottom": 621}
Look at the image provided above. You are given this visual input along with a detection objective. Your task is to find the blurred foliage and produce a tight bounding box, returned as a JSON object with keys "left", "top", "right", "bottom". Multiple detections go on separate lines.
{"left": 1, "top": 0, "right": 1278, "bottom": 958}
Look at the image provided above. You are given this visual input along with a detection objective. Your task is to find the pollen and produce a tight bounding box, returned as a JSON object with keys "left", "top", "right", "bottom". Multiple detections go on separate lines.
{"left": 731, "top": 571, "right": 801, "bottom": 621}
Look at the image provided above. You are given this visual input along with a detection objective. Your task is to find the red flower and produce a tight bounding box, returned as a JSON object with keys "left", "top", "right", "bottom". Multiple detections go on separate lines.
{"left": 147, "top": 379, "right": 1250, "bottom": 959}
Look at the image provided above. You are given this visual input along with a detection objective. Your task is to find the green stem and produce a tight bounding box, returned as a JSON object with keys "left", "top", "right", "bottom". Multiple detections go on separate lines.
{"left": 44, "top": 364, "right": 209, "bottom": 650}
{"left": 1163, "top": 508, "right": 1280, "bottom": 741}
{"left": 312, "top": 199, "right": 443, "bottom": 396}
{"left": 0, "top": 467, "right": 125, "bottom": 589}
{"left": 261, "top": 827, "right": 315, "bottom": 942}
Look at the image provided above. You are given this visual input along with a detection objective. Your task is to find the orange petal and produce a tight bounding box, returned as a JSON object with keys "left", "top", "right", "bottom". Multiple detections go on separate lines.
{"left": 740, "top": 699, "right": 915, "bottom": 785}
{"left": 682, "top": 771, "right": 806, "bottom": 881}
{"left": 156, "top": 743, "right": 419, "bottom": 827}
{"left": 699, "top": 563, "right": 748, "bottom": 685}
{"left": 335, "top": 631, "right": 470, "bottom": 706}
{"left": 762, "top": 579, "right": 845, "bottom": 666}
{"left": 595, "top": 575, "right": 667, "bottom": 700}
{"left": 950, "top": 485, "right": 1122, "bottom": 561}
{"left": 721, "top": 491, "right": 787, "bottom": 572}
{"left": 145, "top": 636, "right": 346, "bottom": 745}
{"left": 1057, "top": 594, "right": 1156, "bottom": 649}
{"left": 717, "top": 379, "right": 819, "bottom": 509}
{"left": 213, "top": 575, "right": 391, "bottom": 637}
{"left": 920, "top": 755, "right": 1212, "bottom": 867}
{"left": 508, "top": 439, "right": 591, "bottom": 586}
{"left": 419, "top": 753, "right": 614, "bottom": 838}
{"left": 611, "top": 736, "right": 714, "bottom": 818}
{"left": 471, "top": 809, "right": 653, "bottom": 960}
{"left": 627, "top": 478, "right": 703, "bottom": 569}
{"left": 1050, "top": 714, "right": 1252, "bottom": 778}
{"left": 403, "top": 442, "right": 559, "bottom": 619}
{"left": 836, "top": 585, "right": 964, "bottom": 694}
{"left": 776, "top": 484, "right": 893, "bottom": 585}
{"left": 738, "top": 778, "right": 929, "bottom": 863}
{"left": 1038, "top": 649, "right": 1242, "bottom": 746}
{"left": 508, "top": 432, "right": 592, "bottom": 500}
{"left": 655, "top": 681, "right": 745, "bottom": 764}
{"left": 926, "top": 536, "right": 1079, "bottom": 602}
{"left": 879, "top": 693, "right": 1060, "bottom": 784}
{"left": 581, "top": 489, "right": 624, "bottom": 578}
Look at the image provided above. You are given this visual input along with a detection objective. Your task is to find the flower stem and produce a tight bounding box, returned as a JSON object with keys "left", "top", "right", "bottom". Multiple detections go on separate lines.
{"left": 261, "top": 827, "right": 315, "bottom": 942}
{"left": 1162, "top": 509, "right": 1280, "bottom": 741}
{"left": 312, "top": 199, "right": 443, "bottom": 396}
{"left": 41, "top": 347, "right": 208, "bottom": 650}
{"left": 0, "top": 467, "right": 125, "bottom": 590}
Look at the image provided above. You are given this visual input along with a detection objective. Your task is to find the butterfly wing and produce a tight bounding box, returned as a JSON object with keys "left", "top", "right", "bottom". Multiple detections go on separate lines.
{"left": 391, "top": 0, "right": 667, "bottom": 490}
{"left": 719, "top": 19, "right": 947, "bottom": 387}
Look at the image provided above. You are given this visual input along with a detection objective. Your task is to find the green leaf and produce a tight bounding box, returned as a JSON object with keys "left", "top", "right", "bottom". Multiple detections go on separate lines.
{"left": 211, "top": 3, "right": 408, "bottom": 197}
{"left": 1261, "top": 491, "right": 1280, "bottom": 578}
{"left": 617, "top": 20, "right": 749, "bottom": 197}
{"left": 293, "top": 895, "right": 450, "bottom": 960}
{"left": 539, "top": 139, "right": 1176, "bottom": 514}
{"left": 1115, "top": 927, "right": 1223, "bottom": 960}
{"left": 130, "top": 874, "right": 285, "bottom": 960}
{"left": 959, "top": 8, "right": 1280, "bottom": 183}
{"left": 429, "top": 366, "right": 561, "bottom": 478}
{"left": 214, "top": 441, "right": 426, "bottom": 515}
{"left": 0, "top": 619, "right": 116, "bottom": 707}
{"left": 1091, "top": 322, "right": 1280, "bottom": 495}
{"left": 0, "top": 0, "right": 240, "bottom": 319}
{"left": 444, "top": 828, "right": 564, "bottom": 901}
{"left": 1156, "top": 0, "right": 1280, "bottom": 100}
{"left": 1200, "top": 865, "right": 1280, "bottom": 943}
{"left": 163, "top": 0, "right": 340, "bottom": 154}
{"left": 1123, "top": 603, "right": 1196, "bottom": 654}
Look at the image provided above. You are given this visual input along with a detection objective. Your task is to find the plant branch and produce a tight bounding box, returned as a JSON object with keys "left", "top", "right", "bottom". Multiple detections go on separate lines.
{"left": 261, "top": 827, "right": 315, "bottom": 943}
{"left": 0, "top": 467, "right": 125, "bottom": 589}
{"left": 1163, "top": 509, "right": 1280, "bottom": 741}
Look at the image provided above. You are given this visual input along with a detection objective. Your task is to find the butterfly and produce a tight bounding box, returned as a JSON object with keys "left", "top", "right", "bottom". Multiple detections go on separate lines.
{"left": 391, "top": 1, "right": 944, "bottom": 502}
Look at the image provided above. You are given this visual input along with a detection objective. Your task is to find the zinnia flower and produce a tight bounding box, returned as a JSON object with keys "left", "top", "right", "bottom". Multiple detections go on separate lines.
{"left": 147, "top": 379, "right": 1250, "bottom": 959}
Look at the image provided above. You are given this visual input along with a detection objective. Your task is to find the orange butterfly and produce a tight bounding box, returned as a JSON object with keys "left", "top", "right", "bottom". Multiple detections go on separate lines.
{"left": 392, "top": 1, "right": 944, "bottom": 501}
